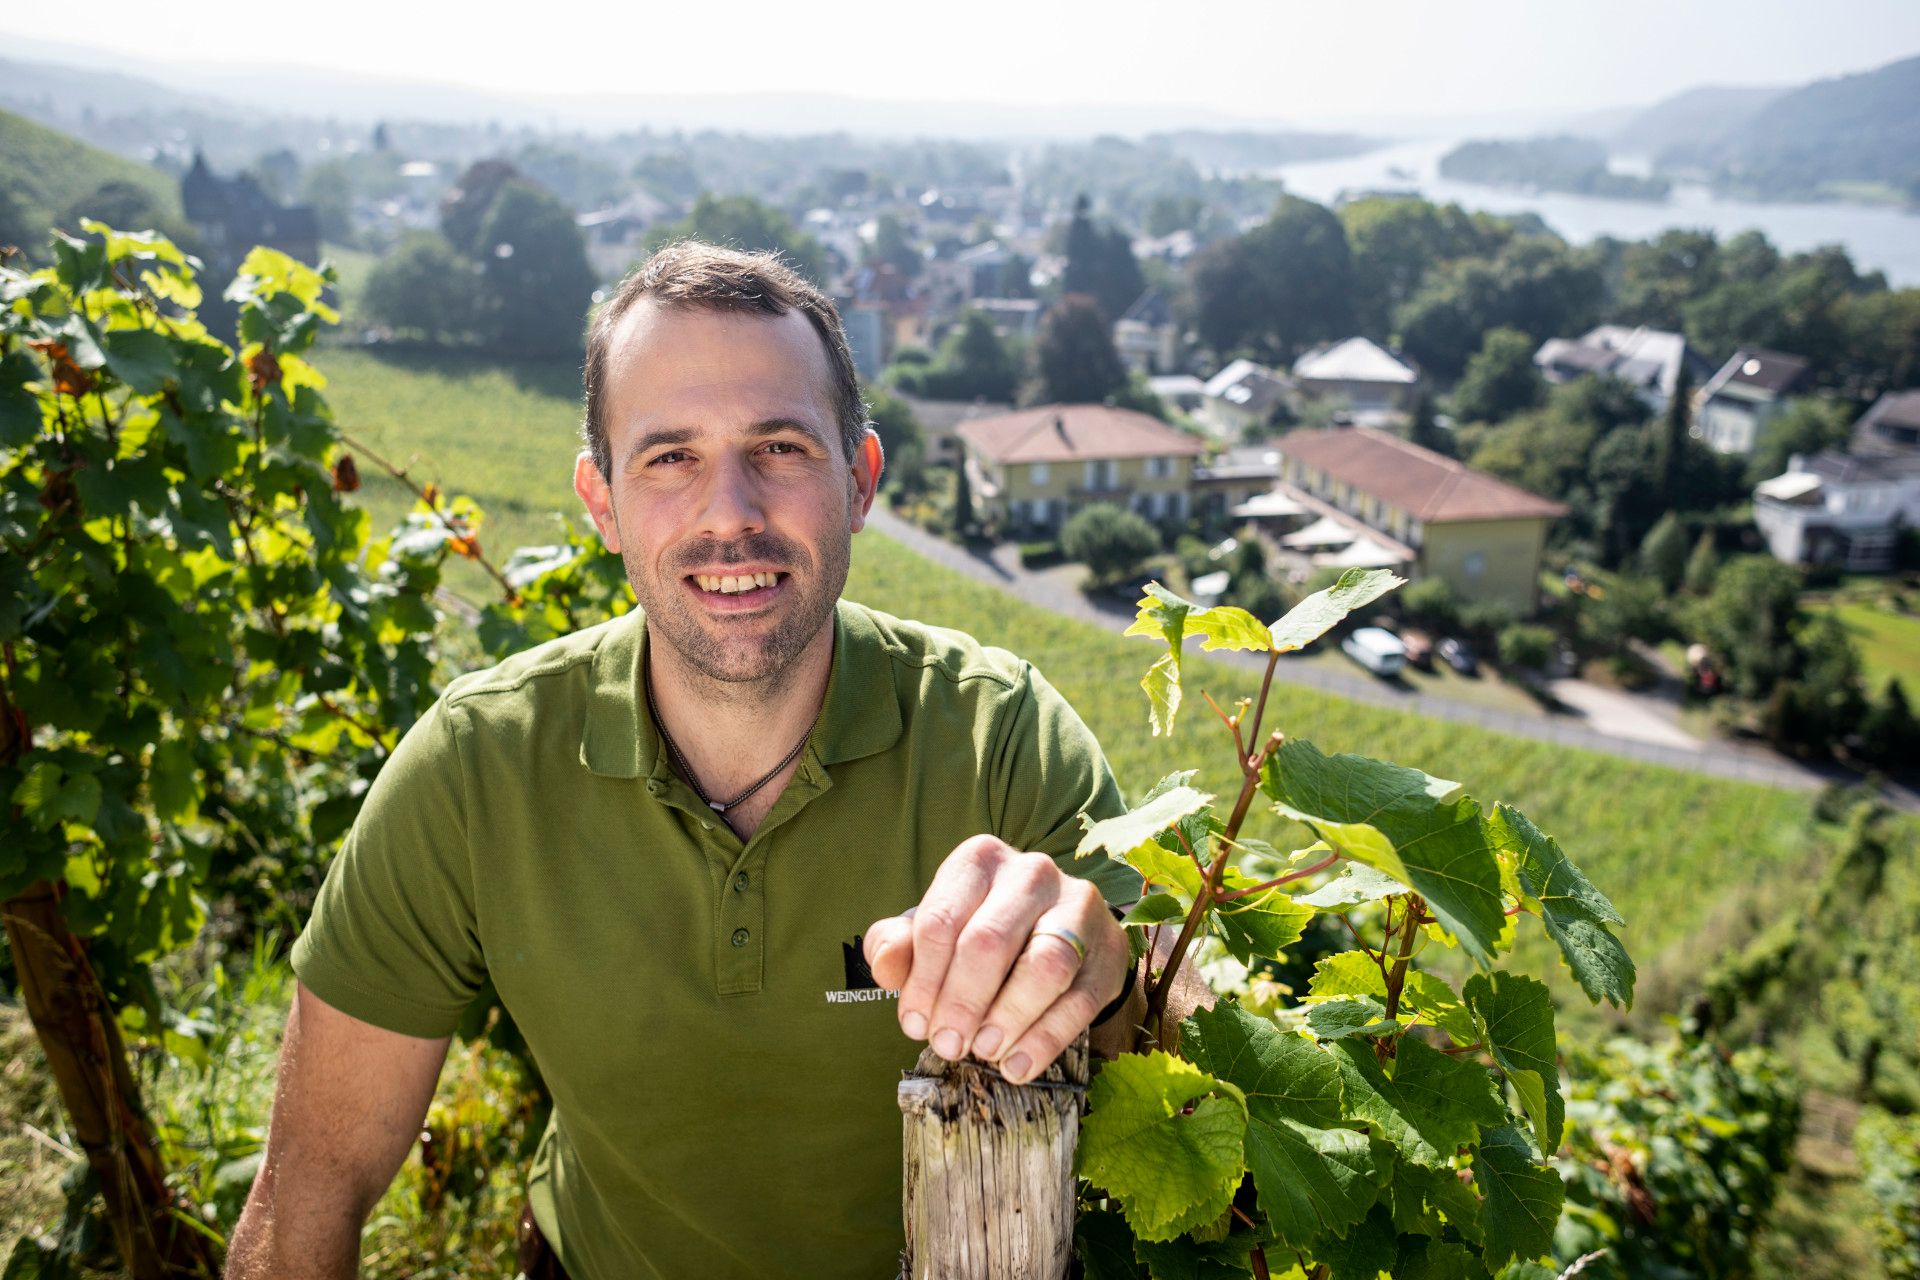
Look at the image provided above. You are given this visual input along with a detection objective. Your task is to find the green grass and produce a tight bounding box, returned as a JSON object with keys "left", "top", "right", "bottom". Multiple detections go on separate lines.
{"left": 1823, "top": 601, "right": 1920, "bottom": 701}
{"left": 0, "top": 108, "right": 185, "bottom": 255}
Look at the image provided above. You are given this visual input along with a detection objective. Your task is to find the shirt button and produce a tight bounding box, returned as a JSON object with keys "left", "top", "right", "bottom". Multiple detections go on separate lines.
{"left": 733, "top": 871, "right": 750, "bottom": 892}
{"left": 731, "top": 927, "right": 750, "bottom": 947}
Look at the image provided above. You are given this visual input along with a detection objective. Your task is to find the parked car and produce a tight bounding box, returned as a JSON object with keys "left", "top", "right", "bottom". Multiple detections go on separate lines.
{"left": 1341, "top": 627, "right": 1406, "bottom": 678}
{"left": 1400, "top": 628, "right": 1434, "bottom": 671}
{"left": 1437, "top": 637, "right": 1479, "bottom": 676}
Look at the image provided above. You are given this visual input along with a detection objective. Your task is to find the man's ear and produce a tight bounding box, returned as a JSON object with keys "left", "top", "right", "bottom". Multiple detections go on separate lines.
{"left": 849, "top": 429, "right": 883, "bottom": 532}
{"left": 573, "top": 451, "right": 621, "bottom": 553}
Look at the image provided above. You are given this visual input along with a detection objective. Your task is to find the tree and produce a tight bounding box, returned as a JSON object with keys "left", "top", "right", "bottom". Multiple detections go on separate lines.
{"left": 1394, "top": 235, "right": 1604, "bottom": 381}
{"left": 1590, "top": 424, "right": 1667, "bottom": 568}
{"left": 645, "top": 192, "right": 831, "bottom": 284}
{"left": 301, "top": 158, "right": 356, "bottom": 246}
{"left": 362, "top": 231, "right": 487, "bottom": 343}
{"left": 1580, "top": 573, "right": 1670, "bottom": 652}
{"left": 1860, "top": 679, "right": 1918, "bottom": 766}
{"left": 1406, "top": 389, "right": 1453, "bottom": 456}
{"left": 1687, "top": 556, "right": 1805, "bottom": 701}
{"left": 1399, "top": 576, "right": 1459, "bottom": 628}
{"left": 1060, "top": 195, "right": 1145, "bottom": 321}
{"left": 1658, "top": 365, "right": 1694, "bottom": 509}
{"left": 1639, "top": 513, "right": 1690, "bottom": 593}
{"left": 866, "top": 212, "right": 922, "bottom": 280}
{"left": 953, "top": 458, "right": 975, "bottom": 535}
{"left": 1683, "top": 531, "right": 1721, "bottom": 594}
{"left": 1339, "top": 195, "right": 1490, "bottom": 336}
{"left": 1037, "top": 294, "right": 1128, "bottom": 405}
{"left": 866, "top": 388, "right": 927, "bottom": 497}
{"left": 1747, "top": 397, "right": 1854, "bottom": 485}
{"left": 1062, "top": 503, "right": 1159, "bottom": 587}
{"left": 440, "top": 158, "right": 522, "bottom": 258}
{"left": 1449, "top": 326, "right": 1546, "bottom": 425}
{"left": 1188, "top": 195, "right": 1353, "bottom": 360}
{"left": 997, "top": 252, "right": 1035, "bottom": 300}
{"left": 475, "top": 179, "right": 597, "bottom": 356}
{"left": 59, "top": 180, "right": 174, "bottom": 238}
{"left": 893, "top": 310, "right": 1021, "bottom": 403}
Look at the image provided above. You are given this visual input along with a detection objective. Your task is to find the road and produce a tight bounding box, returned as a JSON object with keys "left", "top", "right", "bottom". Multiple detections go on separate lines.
{"left": 866, "top": 508, "right": 1915, "bottom": 806}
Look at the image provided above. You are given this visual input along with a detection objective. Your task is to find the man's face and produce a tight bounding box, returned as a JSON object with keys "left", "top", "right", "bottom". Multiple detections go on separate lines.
{"left": 575, "top": 300, "right": 879, "bottom": 688}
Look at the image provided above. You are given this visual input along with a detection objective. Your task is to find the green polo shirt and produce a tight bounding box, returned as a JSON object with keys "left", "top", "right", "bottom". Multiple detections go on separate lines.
{"left": 290, "top": 599, "right": 1140, "bottom": 1279}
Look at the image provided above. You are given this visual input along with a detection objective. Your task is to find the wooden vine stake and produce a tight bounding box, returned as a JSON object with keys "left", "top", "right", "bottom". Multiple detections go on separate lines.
{"left": 897, "top": 1033, "right": 1089, "bottom": 1280}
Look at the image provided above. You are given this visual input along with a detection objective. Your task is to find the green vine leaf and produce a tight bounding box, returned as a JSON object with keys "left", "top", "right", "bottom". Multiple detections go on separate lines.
{"left": 1211, "top": 869, "right": 1314, "bottom": 964}
{"left": 1133, "top": 1233, "right": 1257, "bottom": 1280}
{"left": 1304, "top": 997, "right": 1400, "bottom": 1041}
{"left": 1292, "top": 863, "right": 1403, "bottom": 912}
{"left": 1182, "top": 1002, "right": 1383, "bottom": 1249}
{"left": 1474, "top": 1125, "right": 1564, "bottom": 1269}
{"left": 1267, "top": 567, "right": 1405, "bottom": 654}
{"left": 1464, "top": 973, "right": 1563, "bottom": 1155}
{"left": 1078, "top": 1051, "right": 1249, "bottom": 1244}
{"left": 1263, "top": 742, "right": 1504, "bottom": 963}
{"left": 1330, "top": 1037, "right": 1501, "bottom": 1169}
{"left": 1304, "top": 953, "right": 1477, "bottom": 1048}
{"left": 1485, "top": 804, "right": 1635, "bottom": 1009}
{"left": 1078, "top": 786, "right": 1214, "bottom": 863}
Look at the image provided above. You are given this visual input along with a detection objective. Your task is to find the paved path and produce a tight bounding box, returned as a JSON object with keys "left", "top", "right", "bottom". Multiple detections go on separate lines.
{"left": 867, "top": 509, "right": 1909, "bottom": 803}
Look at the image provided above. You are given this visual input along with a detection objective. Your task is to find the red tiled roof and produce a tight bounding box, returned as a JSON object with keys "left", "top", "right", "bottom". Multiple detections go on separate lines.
{"left": 1274, "top": 425, "right": 1566, "bottom": 523}
{"left": 955, "top": 404, "right": 1206, "bottom": 464}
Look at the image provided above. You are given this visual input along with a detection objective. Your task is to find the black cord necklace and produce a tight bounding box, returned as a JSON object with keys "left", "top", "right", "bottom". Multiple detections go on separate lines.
{"left": 644, "top": 677, "right": 815, "bottom": 814}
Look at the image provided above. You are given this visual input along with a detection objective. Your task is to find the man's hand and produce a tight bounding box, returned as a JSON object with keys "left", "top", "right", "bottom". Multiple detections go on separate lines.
{"left": 864, "top": 835, "right": 1128, "bottom": 1085}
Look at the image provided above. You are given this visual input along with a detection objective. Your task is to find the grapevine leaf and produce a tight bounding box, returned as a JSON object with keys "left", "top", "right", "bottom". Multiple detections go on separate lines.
{"left": 1133, "top": 1233, "right": 1256, "bottom": 1280}
{"left": 1211, "top": 870, "right": 1314, "bottom": 964}
{"left": 1390, "top": 1162, "right": 1484, "bottom": 1245}
{"left": 1497, "top": 1265, "right": 1559, "bottom": 1280}
{"left": 1304, "top": 997, "right": 1400, "bottom": 1041}
{"left": 1311, "top": 1203, "right": 1396, "bottom": 1280}
{"left": 1142, "top": 651, "right": 1181, "bottom": 737}
{"left": 1077, "top": 786, "right": 1213, "bottom": 861}
{"left": 1244, "top": 1115, "right": 1382, "bottom": 1250}
{"left": 1078, "top": 1052, "right": 1248, "bottom": 1244}
{"left": 1267, "top": 568, "right": 1405, "bottom": 654}
{"left": 1142, "top": 770, "right": 1201, "bottom": 802}
{"left": 1124, "top": 893, "right": 1189, "bottom": 925}
{"left": 1391, "top": 1237, "right": 1483, "bottom": 1280}
{"left": 147, "top": 738, "right": 203, "bottom": 824}
{"left": 101, "top": 328, "right": 178, "bottom": 396}
{"left": 1181, "top": 1003, "right": 1380, "bottom": 1248}
{"left": 1263, "top": 742, "right": 1503, "bottom": 964}
{"left": 1485, "top": 804, "right": 1635, "bottom": 1009}
{"left": 1464, "top": 973, "right": 1562, "bottom": 1155}
{"left": 0, "top": 351, "right": 44, "bottom": 447}
{"left": 1181, "top": 1002, "right": 1343, "bottom": 1127}
{"left": 1124, "top": 581, "right": 1193, "bottom": 649}
{"left": 1130, "top": 842, "right": 1204, "bottom": 904}
{"left": 1075, "top": 1207, "right": 1149, "bottom": 1280}
{"left": 1475, "top": 1125, "right": 1564, "bottom": 1269}
{"left": 1330, "top": 1037, "right": 1499, "bottom": 1169}
{"left": 1188, "top": 605, "right": 1275, "bottom": 654}
{"left": 1293, "top": 864, "right": 1402, "bottom": 912}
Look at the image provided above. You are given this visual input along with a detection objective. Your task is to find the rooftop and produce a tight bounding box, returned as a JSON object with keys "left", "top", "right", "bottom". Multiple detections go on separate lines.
{"left": 1292, "top": 337, "right": 1418, "bottom": 385}
{"left": 1274, "top": 424, "right": 1567, "bottom": 523}
{"left": 956, "top": 404, "right": 1206, "bottom": 465}
{"left": 1700, "top": 347, "right": 1809, "bottom": 400}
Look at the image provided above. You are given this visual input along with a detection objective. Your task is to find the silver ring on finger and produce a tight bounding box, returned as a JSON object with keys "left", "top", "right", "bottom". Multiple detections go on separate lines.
{"left": 1028, "top": 926, "right": 1086, "bottom": 968}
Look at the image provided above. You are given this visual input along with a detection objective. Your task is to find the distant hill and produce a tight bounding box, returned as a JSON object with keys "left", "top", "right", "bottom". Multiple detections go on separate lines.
{"left": 0, "top": 108, "right": 186, "bottom": 257}
{"left": 1440, "top": 135, "right": 1671, "bottom": 202}
{"left": 1643, "top": 54, "right": 1920, "bottom": 201}
{"left": 1611, "top": 85, "right": 1785, "bottom": 159}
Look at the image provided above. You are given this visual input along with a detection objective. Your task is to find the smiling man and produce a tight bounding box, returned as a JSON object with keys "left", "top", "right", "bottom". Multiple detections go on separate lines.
{"left": 226, "top": 243, "right": 1152, "bottom": 1280}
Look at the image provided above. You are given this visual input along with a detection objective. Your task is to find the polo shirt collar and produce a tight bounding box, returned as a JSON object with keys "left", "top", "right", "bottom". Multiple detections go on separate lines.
{"left": 578, "top": 599, "right": 901, "bottom": 780}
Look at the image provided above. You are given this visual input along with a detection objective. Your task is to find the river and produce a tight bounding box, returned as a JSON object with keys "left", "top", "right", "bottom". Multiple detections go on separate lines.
{"left": 1268, "top": 138, "right": 1920, "bottom": 287}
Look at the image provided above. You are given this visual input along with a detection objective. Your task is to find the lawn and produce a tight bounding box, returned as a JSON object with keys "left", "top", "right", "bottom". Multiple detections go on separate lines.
{"left": 1825, "top": 600, "right": 1920, "bottom": 701}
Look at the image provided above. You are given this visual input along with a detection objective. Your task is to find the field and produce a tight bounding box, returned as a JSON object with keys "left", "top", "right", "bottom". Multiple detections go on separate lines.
{"left": 1826, "top": 600, "right": 1920, "bottom": 701}
{"left": 309, "top": 345, "right": 1877, "bottom": 1027}
{"left": 0, "top": 107, "right": 184, "bottom": 252}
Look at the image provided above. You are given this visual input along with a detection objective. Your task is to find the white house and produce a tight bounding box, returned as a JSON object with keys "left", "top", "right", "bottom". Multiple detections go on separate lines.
{"left": 1291, "top": 337, "right": 1420, "bottom": 424}
{"left": 1753, "top": 450, "right": 1920, "bottom": 571}
{"left": 1198, "top": 359, "right": 1292, "bottom": 440}
{"left": 1534, "top": 325, "right": 1713, "bottom": 416}
{"left": 1694, "top": 348, "right": 1810, "bottom": 455}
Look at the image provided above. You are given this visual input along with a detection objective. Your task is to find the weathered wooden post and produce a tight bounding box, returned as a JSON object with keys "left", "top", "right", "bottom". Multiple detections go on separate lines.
{"left": 897, "top": 1033, "right": 1090, "bottom": 1280}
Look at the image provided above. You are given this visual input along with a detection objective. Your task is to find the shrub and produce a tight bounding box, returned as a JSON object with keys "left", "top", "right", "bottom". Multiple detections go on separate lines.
{"left": 1399, "top": 576, "right": 1459, "bottom": 628}
{"left": 1497, "top": 623, "right": 1556, "bottom": 673}
{"left": 1062, "top": 503, "right": 1160, "bottom": 588}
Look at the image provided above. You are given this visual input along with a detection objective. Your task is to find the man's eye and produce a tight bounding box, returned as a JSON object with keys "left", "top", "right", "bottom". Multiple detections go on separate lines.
{"left": 762, "top": 441, "right": 803, "bottom": 455}
{"left": 649, "top": 450, "right": 691, "bottom": 466}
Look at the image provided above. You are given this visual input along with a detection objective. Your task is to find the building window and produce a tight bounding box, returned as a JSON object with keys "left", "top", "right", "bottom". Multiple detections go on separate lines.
{"left": 1029, "top": 462, "right": 1049, "bottom": 486}
{"left": 1465, "top": 552, "right": 1487, "bottom": 578}
{"left": 1145, "top": 455, "right": 1171, "bottom": 480}
{"left": 1084, "top": 459, "right": 1118, "bottom": 491}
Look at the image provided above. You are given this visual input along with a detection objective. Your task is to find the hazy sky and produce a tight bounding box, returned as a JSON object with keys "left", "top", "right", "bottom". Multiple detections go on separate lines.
{"left": 6, "top": 0, "right": 1920, "bottom": 123}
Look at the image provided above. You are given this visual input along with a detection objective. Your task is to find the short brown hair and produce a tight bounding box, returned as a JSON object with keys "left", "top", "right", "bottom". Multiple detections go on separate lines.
{"left": 582, "top": 241, "right": 867, "bottom": 479}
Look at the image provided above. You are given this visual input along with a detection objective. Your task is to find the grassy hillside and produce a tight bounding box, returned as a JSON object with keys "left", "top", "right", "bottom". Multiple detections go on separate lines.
{"left": 0, "top": 107, "right": 185, "bottom": 256}
{"left": 310, "top": 344, "right": 1901, "bottom": 1031}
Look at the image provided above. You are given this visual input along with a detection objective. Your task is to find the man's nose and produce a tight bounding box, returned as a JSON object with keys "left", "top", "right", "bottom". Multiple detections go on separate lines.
{"left": 693, "top": 454, "right": 767, "bottom": 540}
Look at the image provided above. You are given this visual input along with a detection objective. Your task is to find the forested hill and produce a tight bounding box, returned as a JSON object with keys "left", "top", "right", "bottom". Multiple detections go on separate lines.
{"left": 1651, "top": 53, "right": 1920, "bottom": 200}
{"left": 0, "top": 107, "right": 186, "bottom": 255}
{"left": 1611, "top": 84, "right": 1785, "bottom": 159}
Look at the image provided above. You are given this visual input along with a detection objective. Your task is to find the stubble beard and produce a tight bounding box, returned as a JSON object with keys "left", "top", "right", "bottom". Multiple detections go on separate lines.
{"left": 618, "top": 516, "right": 852, "bottom": 699}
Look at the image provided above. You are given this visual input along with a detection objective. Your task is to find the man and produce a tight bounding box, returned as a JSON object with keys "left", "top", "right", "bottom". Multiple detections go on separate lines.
{"left": 226, "top": 242, "right": 1151, "bottom": 1279}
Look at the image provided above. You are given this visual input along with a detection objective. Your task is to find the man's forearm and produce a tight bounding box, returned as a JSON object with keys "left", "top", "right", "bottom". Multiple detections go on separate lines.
{"left": 1089, "top": 927, "right": 1215, "bottom": 1059}
{"left": 225, "top": 1186, "right": 364, "bottom": 1280}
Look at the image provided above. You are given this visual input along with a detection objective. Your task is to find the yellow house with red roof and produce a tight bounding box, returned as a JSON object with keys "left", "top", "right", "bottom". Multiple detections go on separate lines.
{"left": 955, "top": 404, "right": 1206, "bottom": 536}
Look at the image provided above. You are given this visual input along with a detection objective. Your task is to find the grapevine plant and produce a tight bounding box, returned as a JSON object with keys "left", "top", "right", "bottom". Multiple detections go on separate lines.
{"left": 0, "top": 226, "right": 627, "bottom": 1277}
{"left": 1068, "top": 575, "right": 1638, "bottom": 1279}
